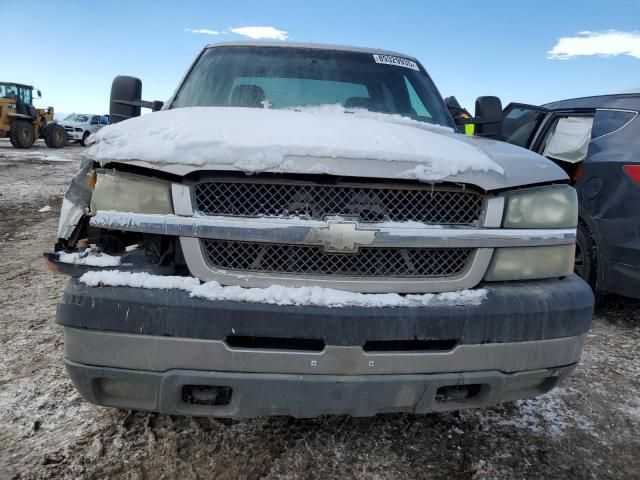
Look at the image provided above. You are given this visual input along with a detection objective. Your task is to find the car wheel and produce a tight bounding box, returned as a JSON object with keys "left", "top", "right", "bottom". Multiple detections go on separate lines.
{"left": 574, "top": 221, "right": 597, "bottom": 289}
{"left": 80, "top": 131, "right": 90, "bottom": 147}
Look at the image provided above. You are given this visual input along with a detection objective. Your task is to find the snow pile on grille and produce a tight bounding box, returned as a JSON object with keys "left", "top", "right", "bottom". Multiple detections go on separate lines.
{"left": 79, "top": 270, "right": 487, "bottom": 308}
{"left": 85, "top": 106, "right": 503, "bottom": 181}
{"left": 58, "top": 249, "right": 121, "bottom": 267}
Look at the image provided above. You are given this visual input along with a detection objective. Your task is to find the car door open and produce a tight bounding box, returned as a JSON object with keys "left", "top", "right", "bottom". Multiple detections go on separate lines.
{"left": 502, "top": 103, "right": 550, "bottom": 148}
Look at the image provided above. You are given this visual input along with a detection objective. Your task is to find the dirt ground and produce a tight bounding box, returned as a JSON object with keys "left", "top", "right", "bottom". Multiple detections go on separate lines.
{"left": 0, "top": 139, "right": 639, "bottom": 479}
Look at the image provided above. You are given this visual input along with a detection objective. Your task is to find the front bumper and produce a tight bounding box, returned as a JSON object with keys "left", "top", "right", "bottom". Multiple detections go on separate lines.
{"left": 58, "top": 274, "right": 593, "bottom": 417}
{"left": 66, "top": 360, "right": 576, "bottom": 418}
{"left": 65, "top": 130, "right": 84, "bottom": 140}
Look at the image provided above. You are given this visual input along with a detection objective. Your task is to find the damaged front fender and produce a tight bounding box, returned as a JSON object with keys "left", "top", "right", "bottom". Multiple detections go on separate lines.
{"left": 57, "top": 158, "right": 94, "bottom": 244}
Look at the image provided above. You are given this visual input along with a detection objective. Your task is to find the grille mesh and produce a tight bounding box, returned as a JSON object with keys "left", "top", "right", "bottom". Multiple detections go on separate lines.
{"left": 194, "top": 180, "right": 484, "bottom": 224}
{"left": 202, "top": 239, "right": 472, "bottom": 277}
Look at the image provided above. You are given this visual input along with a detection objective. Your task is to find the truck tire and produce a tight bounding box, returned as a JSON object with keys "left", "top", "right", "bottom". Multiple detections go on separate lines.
{"left": 9, "top": 120, "right": 35, "bottom": 149}
{"left": 574, "top": 221, "right": 597, "bottom": 290}
{"left": 80, "top": 131, "right": 90, "bottom": 147}
{"left": 45, "top": 124, "right": 67, "bottom": 148}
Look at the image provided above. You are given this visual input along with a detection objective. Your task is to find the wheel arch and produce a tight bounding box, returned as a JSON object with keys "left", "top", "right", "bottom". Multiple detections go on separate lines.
{"left": 577, "top": 206, "right": 607, "bottom": 293}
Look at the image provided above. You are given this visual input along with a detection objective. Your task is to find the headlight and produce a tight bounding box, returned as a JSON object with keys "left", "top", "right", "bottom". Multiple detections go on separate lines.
{"left": 484, "top": 245, "right": 575, "bottom": 281}
{"left": 502, "top": 185, "right": 577, "bottom": 228}
{"left": 90, "top": 169, "right": 173, "bottom": 214}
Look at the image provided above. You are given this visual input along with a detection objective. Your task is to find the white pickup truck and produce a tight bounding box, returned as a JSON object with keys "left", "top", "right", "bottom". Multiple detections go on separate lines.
{"left": 46, "top": 42, "right": 594, "bottom": 418}
{"left": 58, "top": 113, "right": 109, "bottom": 146}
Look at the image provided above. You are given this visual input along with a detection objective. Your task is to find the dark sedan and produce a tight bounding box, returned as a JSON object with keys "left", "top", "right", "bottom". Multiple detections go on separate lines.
{"left": 502, "top": 93, "right": 640, "bottom": 299}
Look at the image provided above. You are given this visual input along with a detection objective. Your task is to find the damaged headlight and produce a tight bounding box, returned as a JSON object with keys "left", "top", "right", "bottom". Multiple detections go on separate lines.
{"left": 90, "top": 169, "right": 173, "bottom": 215}
{"left": 502, "top": 185, "right": 578, "bottom": 229}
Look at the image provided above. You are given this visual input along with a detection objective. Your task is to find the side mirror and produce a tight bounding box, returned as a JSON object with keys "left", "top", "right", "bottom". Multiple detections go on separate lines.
{"left": 110, "top": 76, "right": 143, "bottom": 123}
{"left": 36, "top": 90, "right": 42, "bottom": 98}
{"left": 474, "top": 96, "right": 503, "bottom": 138}
{"left": 110, "top": 76, "right": 165, "bottom": 124}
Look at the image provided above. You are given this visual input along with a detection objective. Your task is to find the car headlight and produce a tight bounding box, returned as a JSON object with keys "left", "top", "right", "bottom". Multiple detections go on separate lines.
{"left": 484, "top": 245, "right": 575, "bottom": 281}
{"left": 90, "top": 169, "right": 173, "bottom": 214}
{"left": 484, "top": 185, "right": 577, "bottom": 281}
{"left": 502, "top": 185, "right": 578, "bottom": 228}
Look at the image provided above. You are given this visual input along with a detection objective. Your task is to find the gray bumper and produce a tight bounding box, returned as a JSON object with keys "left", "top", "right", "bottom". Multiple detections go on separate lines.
{"left": 64, "top": 327, "right": 586, "bottom": 376}
{"left": 65, "top": 359, "right": 576, "bottom": 418}
{"left": 58, "top": 275, "right": 593, "bottom": 417}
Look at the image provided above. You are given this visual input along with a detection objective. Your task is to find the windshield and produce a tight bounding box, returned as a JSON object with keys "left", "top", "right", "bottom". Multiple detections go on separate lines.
{"left": 172, "top": 46, "right": 453, "bottom": 127}
{"left": 0, "top": 84, "right": 19, "bottom": 98}
{"left": 64, "top": 114, "right": 90, "bottom": 123}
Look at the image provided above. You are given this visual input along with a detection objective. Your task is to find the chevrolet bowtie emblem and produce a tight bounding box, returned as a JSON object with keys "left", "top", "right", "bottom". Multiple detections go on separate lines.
{"left": 305, "top": 221, "right": 379, "bottom": 253}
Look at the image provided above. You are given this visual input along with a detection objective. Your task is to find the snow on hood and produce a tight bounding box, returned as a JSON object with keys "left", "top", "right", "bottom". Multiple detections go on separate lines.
{"left": 85, "top": 106, "right": 504, "bottom": 181}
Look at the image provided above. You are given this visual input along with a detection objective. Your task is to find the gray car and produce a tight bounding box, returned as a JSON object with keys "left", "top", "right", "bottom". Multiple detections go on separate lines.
{"left": 45, "top": 42, "right": 593, "bottom": 418}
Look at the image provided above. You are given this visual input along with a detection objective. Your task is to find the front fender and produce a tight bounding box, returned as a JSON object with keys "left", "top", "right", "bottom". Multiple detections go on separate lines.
{"left": 57, "top": 159, "right": 94, "bottom": 243}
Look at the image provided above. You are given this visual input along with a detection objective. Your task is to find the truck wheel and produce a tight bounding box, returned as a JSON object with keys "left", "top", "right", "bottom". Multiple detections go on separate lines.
{"left": 80, "top": 131, "right": 90, "bottom": 147}
{"left": 9, "top": 120, "right": 35, "bottom": 149}
{"left": 45, "top": 124, "right": 67, "bottom": 148}
{"left": 574, "top": 221, "right": 597, "bottom": 289}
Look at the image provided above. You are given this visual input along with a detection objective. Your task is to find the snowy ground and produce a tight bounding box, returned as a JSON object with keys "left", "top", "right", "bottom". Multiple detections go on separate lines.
{"left": 1, "top": 139, "right": 639, "bottom": 479}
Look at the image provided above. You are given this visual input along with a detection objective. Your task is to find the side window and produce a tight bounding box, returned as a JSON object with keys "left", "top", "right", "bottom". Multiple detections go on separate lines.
{"left": 91, "top": 116, "right": 99, "bottom": 125}
{"left": 591, "top": 110, "right": 637, "bottom": 139}
{"left": 503, "top": 106, "right": 548, "bottom": 148}
{"left": 100, "top": 116, "right": 109, "bottom": 125}
{"left": 542, "top": 116, "right": 594, "bottom": 164}
{"left": 404, "top": 77, "right": 431, "bottom": 118}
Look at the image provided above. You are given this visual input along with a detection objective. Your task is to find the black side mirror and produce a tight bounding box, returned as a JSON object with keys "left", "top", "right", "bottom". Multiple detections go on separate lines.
{"left": 110, "top": 76, "right": 165, "bottom": 124}
{"left": 474, "top": 96, "right": 503, "bottom": 138}
{"left": 110, "top": 76, "right": 143, "bottom": 123}
{"left": 36, "top": 90, "right": 42, "bottom": 98}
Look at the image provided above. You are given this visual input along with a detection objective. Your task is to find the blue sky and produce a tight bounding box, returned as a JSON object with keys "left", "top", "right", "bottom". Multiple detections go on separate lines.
{"left": 5, "top": 0, "right": 640, "bottom": 114}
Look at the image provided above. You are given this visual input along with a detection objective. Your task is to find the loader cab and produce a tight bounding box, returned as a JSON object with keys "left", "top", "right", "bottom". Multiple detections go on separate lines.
{"left": 0, "top": 82, "right": 37, "bottom": 118}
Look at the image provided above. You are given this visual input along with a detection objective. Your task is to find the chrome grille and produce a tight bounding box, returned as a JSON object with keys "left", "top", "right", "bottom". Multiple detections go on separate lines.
{"left": 194, "top": 180, "right": 484, "bottom": 224}
{"left": 201, "top": 239, "right": 472, "bottom": 277}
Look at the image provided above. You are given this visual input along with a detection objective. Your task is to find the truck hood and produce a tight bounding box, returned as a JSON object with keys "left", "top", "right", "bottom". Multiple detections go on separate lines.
{"left": 84, "top": 106, "right": 567, "bottom": 191}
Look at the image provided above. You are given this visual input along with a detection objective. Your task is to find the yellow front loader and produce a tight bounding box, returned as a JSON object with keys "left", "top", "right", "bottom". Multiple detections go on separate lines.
{"left": 0, "top": 82, "right": 66, "bottom": 149}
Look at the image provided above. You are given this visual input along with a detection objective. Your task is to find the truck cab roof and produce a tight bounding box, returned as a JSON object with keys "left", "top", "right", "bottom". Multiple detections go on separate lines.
{"left": 204, "top": 41, "right": 419, "bottom": 62}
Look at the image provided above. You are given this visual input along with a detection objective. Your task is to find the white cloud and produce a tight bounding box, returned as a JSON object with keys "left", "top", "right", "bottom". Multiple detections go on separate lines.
{"left": 185, "top": 28, "right": 220, "bottom": 35}
{"left": 228, "top": 26, "right": 288, "bottom": 41}
{"left": 548, "top": 30, "right": 640, "bottom": 60}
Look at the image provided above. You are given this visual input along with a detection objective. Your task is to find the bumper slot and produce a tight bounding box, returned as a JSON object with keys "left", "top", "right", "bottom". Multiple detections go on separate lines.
{"left": 435, "top": 384, "right": 483, "bottom": 403}
{"left": 182, "top": 385, "right": 233, "bottom": 406}
{"left": 363, "top": 339, "right": 458, "bottom": 352}
{"left": 225, "top": 335, "right": 325, "bottom": 352}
